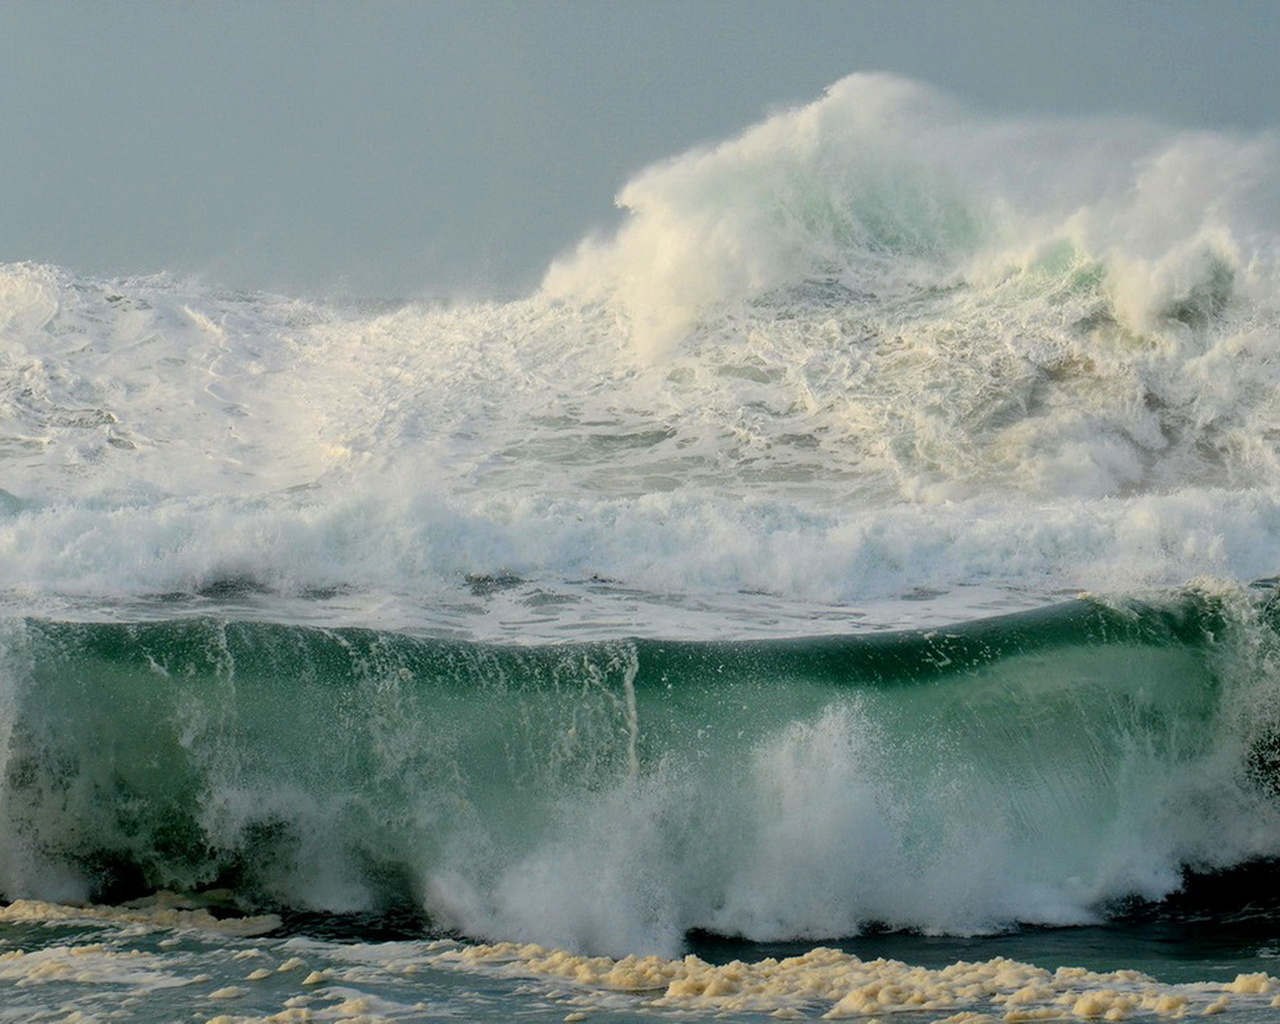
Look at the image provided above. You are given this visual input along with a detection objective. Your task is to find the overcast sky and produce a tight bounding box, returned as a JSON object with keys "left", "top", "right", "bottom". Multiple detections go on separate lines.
{"left": 3, "top": 1, "right": 1280, "bottom": 299}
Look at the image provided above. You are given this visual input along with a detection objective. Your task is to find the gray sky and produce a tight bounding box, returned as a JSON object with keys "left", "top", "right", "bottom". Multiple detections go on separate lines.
{"left": 3, "top": 1, "right": 1280, "bottom": 300}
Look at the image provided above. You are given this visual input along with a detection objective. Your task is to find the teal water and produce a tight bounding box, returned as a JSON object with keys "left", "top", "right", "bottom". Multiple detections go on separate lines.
{"left": 0, "top": 592, "right": 1257, "bottom": 941}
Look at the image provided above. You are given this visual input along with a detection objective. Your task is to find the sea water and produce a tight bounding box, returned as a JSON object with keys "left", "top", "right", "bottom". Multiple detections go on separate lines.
{"left": 4, "top": 73, "right": 1280, "bottom": 1021}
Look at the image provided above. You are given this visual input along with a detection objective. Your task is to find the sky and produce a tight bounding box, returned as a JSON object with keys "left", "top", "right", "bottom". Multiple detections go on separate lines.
{"left": 3, "top": 1, "right": 1280, "bottom": 300}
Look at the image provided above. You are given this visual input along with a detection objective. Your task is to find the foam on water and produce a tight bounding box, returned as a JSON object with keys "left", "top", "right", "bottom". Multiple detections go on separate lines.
{"left": 4, "top": 75, "right": 1280, "bottom": 632}
{"left": 0, "top": 901, "right": 1279, "bottom": 1023}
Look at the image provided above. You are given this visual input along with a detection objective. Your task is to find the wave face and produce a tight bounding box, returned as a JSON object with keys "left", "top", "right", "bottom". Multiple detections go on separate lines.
{"left": 3, "top": 590, "right": 1280, "bottom": 955}
{"left": 4, "top": 74, "right": 1280, "bottom": 958}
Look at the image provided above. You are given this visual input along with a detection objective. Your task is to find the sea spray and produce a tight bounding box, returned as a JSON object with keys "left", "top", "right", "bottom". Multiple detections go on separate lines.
{"left": 5, "top": 71, "right": 1280, "bottom": 623}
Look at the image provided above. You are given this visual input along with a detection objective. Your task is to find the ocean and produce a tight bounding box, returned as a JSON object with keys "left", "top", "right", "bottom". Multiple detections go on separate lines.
{"left": 3, "top": 72, "right": 1280, "bottom": 1021}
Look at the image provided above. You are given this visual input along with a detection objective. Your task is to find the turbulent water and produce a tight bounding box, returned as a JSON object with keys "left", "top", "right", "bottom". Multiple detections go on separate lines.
{"left": 5, "top": 73, "right": 1280, "bottom": 1020}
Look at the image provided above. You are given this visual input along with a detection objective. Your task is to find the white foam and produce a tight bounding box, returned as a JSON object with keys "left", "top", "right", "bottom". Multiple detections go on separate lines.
{"left": 5, "top": 115, "right": 1280, "bottom": 634}
{"left": 3, "top": 73, "right": 1280, "bottom": 628}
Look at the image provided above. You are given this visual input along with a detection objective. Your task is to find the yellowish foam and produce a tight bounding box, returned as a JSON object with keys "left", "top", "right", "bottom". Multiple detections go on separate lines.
{"left": 0, "top": 943, "right": 187, "bottom": 989}
{"left": 0, "top": 895, "right": 280, "bottom": 936}
{"left": 435, "top": 943, "right": 1279, "bottom": 1020}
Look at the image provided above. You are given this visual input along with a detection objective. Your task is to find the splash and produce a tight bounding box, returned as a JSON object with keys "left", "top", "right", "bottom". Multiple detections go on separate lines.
{"left": 0, "top": 593, "right": 1278, "bottom": 955}
{"left": 2, "top": 74, "right": 1280, "bottom": 629}
{"left": 544, "top": 72, "right": 1280, "bottom": 359}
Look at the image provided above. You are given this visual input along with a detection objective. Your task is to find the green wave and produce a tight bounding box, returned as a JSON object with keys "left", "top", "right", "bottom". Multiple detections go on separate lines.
{"left": 0, "top": 589, "right": 1273, "bottom": 947}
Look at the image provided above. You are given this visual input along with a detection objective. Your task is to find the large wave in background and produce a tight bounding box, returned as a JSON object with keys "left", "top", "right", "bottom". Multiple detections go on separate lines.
{"left": 2, "top": 74, "right": 1280, "bottom": 634}
{"left": 5, "top": 75, "right": 1280, "bottom": 956}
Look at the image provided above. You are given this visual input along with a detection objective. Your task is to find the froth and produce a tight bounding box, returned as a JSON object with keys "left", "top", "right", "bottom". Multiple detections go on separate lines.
{"left": 544, "top": 73, "right": 1280, "bottom": 359}
{"left": 443, "top": 941, "right": 1280, "bottom": 1020}
{"left": 543, "top": 73, "right": 982, "bottom": 359}
{"left": 3, "top": 73, "right": 1280, "bottom": 624}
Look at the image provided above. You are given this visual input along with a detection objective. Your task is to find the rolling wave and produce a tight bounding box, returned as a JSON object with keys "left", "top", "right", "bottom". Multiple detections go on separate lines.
{"left": 1, "top": 586, "right": 1278, "bottom": 954}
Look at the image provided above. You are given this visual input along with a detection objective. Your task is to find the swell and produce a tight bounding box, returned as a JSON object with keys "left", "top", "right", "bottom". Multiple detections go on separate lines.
{"left": 1, "top": 586, "right": 1278, "bottom": 954}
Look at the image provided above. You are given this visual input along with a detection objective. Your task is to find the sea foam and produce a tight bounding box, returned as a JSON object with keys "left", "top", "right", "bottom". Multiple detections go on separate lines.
{"left": 4, "top": 75, "right": 1280, "bottom": 629}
